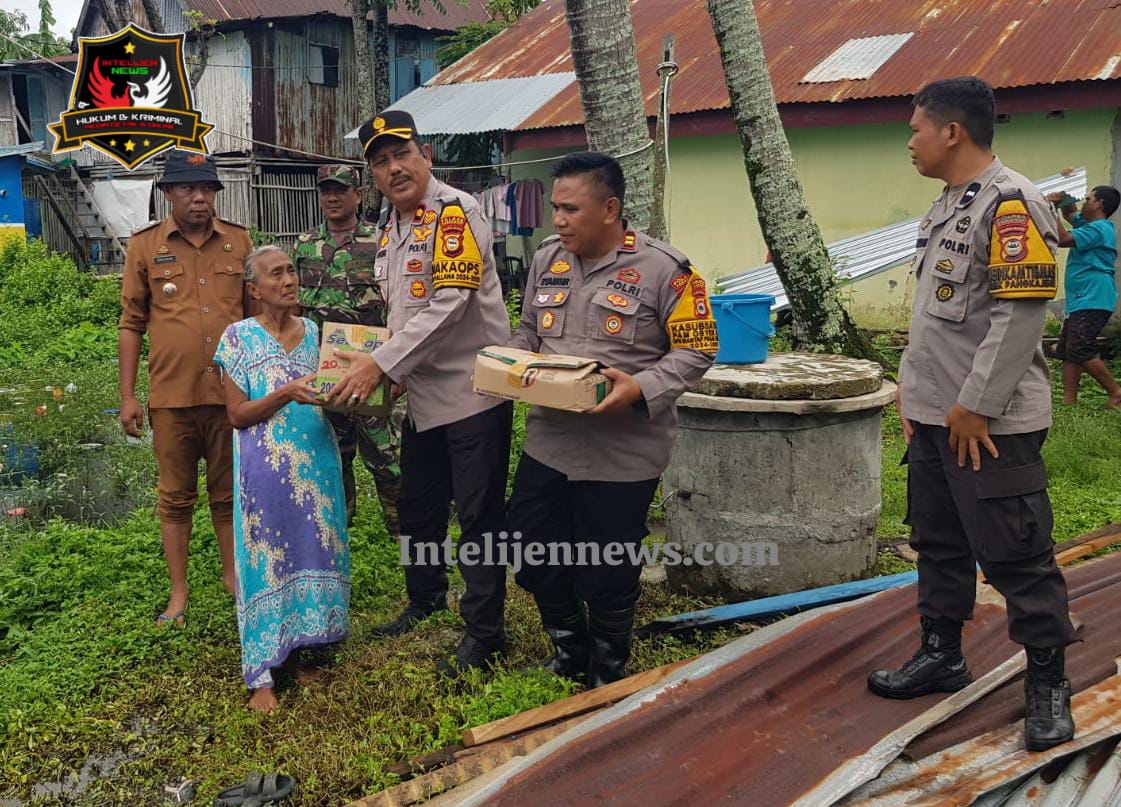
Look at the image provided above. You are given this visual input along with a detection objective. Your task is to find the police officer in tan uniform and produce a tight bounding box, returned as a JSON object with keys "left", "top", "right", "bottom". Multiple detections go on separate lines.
{"left": 119, "top": 150, "right": 252, "bottom": 626}
{"left": 326, "top": 110, "right": 513, "bottom": 675}
{"left": 868, "top": 78, "right": 1076, "bottom": 752}
{"left": 508, "top": 152, "right": 716, "bottom": 688}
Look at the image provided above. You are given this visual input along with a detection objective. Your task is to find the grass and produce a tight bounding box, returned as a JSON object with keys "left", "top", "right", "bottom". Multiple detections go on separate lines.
{"left": 876, "top": 359, "right": 1121, "bottom": 542}
{"left": 3, "top": 357, "right": 1121, "bottom": 805}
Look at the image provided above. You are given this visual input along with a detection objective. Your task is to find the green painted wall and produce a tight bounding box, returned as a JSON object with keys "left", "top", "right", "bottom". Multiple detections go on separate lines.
{"left": 510, "top": 107, "right": 1117, "bottom": 328}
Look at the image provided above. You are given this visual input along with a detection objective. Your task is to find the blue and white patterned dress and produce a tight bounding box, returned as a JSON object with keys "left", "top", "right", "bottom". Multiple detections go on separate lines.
{"left": 213, "top": 317, "right": 349, "bottom": 689}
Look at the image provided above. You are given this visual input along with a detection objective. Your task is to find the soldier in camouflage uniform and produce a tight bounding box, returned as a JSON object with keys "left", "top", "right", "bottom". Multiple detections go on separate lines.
{"left": 294, "top": 164, "right": 402, "bottom": 536}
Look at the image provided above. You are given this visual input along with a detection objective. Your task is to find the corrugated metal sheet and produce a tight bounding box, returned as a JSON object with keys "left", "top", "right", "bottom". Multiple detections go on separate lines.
{"left": 184, "top": 0, "right": 491, "bottom": 30}
{"left": 375, "top": 73, "right": 576, "bottom": 135}
{"left": 801, "top": 34, "right": 914, "bottom": 84}
{"left": 715, "top": 168, "right": 1089, "bottom": 310}
{"left": 451, "top": 550, "right": 1121, "bottom": 806}
{"left": 971, "top": 737, "right": 1121, "bottom": 806}
{"left": 431, "top": 0, "right": 1121, "bottom": 131}
{"left": 189, "top": 31, "right": 253, "bottom": 156}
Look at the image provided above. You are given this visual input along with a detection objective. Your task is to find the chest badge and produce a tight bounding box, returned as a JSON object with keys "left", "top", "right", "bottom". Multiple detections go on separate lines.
{"left": 604, "top": 314, "right": 624, "bottom": 334}
{"left": 407, "top": 259, "right": 424, "bottom": 273}
{"left": 606, "top": 293, "right": 630, "bottom": 309}
{"left": 617, "top": 268, "right": 641, "bottom": 283}
{"left": 424, "top": 209, "right": 437, "bottom": 225}
{"left": 552, "top": 291, "right": 567, "bottom": 304}
{"left": 162, "top": 282, "right": 178, "bottom": 297}
{"left": 956, "top": 216, "right": 971, "bottom": 234}
{"left": 935, "top": 259, "right": 955, "bottom": 274}
{"left": 549, "top": 260, "right": 571, "bottom": 275}
{"left": 541, "top": 311, "right": 556, "bottom": 330}
{"left": 410, "top": 280, "right": 427, "bottom": 299}
{"left": 413, "top": 226, "right": 432, "bottom": 243}
{"left": 223, "top": 243, "right": 232, "bottom": 252}
{"left": 936, "top": 283, "right": 955, "bottom": 301}
{"left": 157, "top": 244, "right": 169, "bottom": 254}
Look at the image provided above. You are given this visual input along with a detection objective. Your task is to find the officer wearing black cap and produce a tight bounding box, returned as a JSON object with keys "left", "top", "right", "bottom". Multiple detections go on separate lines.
{"left": 119, "top": 149, "right": 252, "bottom": 626}
{"left": 326, "top": 110, "right": 513, "bottom": 676}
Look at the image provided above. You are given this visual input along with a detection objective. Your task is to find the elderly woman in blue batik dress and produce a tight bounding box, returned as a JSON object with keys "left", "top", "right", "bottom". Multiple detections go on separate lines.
{"left": 214, "top": 244, "right": 349, "bottom": 712}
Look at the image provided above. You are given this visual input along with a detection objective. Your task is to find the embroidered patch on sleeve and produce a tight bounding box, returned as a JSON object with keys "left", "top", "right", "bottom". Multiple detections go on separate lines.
{"left": 666, "top": 268, "right": 719, "bottom": 354}
{"left": 432, "top": 203, "right": 483, "bottom": 290}
{"left": 987, "top": 197, "right": 1057, "bottom": 300}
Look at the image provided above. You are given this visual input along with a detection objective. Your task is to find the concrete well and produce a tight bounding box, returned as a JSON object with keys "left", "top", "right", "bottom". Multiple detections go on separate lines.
{"left": 664, "top": 353, "right": 896, "bottom": 600}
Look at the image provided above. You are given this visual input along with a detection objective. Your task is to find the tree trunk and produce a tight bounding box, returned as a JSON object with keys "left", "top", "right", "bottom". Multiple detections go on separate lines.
{"left": 349, "top": 0, "right": 375, "bottom": 120}
{"left": 706, "top": 0, "right": 875, "bottom": 359}
{"left": 373, "top": 1, "right": 391, "bottom": 111}
{"left": 563, "top": 0, "right": 653, "bottom": 230}
{"left": 140, "top": 0, "right": 165, "bottom": 32}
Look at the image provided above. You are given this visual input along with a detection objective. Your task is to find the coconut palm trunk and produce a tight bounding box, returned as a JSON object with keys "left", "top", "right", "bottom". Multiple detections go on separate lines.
{"left": 563, "top": 0, "right": 654, "bottom": 230}
{"left": 706, "top": 0, "right": 874, "bottom": 357}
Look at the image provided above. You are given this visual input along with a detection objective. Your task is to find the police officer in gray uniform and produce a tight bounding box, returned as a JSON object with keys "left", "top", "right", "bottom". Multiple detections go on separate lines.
{"left": 508, "top": 152, "right": 716, "bottom": 688}
{"left": 868, "top": 77, "right": 1076, "bottom": 752}
{"left": 326, "top": 110, "right": 513, "bottom": 676}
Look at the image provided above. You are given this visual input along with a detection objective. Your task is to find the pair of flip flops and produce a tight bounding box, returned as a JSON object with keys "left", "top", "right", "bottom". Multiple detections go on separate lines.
{"left": 214, "top": 772, "right": 294, "bottom": 806}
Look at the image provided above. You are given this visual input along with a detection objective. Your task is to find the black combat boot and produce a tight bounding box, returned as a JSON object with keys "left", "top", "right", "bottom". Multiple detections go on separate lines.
{"left": 1024, "top": 646, "right": 1075, "bottom": 752}
{"left": 587, "top": 606, "right": 636, "bottom": 689}
{"left": 437, "top": 634, "right": 507, "bottom": 678}
{"left": 534, "top": 591, "right": 590, "bottom": 683}
{"left": 868, "top": 617, "right": 973, "bottom": 698}
{"left": 370, "top": 596, "right": 448, "bottom": 638}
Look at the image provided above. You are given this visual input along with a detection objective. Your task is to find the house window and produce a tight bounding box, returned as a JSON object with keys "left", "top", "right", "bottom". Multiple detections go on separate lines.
{"left": 308, "top": 44, "right": 339, "bottom": 87}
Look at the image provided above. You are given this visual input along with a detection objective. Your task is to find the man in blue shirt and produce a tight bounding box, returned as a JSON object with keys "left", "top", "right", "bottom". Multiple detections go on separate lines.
{"left": 1047, "top": 184, "right": 1120, "bottom": 408}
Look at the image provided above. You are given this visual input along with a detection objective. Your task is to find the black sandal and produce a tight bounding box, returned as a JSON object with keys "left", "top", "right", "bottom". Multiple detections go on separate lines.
{"left": 213, "top": 772, "right": 295, "bottom": 806}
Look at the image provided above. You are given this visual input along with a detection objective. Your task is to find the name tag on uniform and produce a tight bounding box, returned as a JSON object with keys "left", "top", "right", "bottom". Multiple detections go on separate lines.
{"left": 154, "top": 255, "right": 177, "bottom": 264}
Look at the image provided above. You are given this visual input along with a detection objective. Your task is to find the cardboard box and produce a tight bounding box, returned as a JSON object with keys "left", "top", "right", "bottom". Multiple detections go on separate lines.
{"left": 473, "top": 346, "right": 613, "bottom": 412}
{"left": 315, "top": 322, "right": 392, "bottom": 418}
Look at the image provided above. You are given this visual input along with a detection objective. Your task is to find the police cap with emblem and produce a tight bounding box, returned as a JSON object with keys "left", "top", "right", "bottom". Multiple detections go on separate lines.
{"left": 157, "top": 149, "right": 223, "bottom": 190}
{"left": 358, "top": 110, "right": 419, "bottom": 157}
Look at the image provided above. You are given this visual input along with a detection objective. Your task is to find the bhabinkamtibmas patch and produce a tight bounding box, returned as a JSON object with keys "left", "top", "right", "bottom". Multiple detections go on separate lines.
{"left": 432, "top": 203, "right": 483, "bottom": 290}
{"left": 987, "top": 196, "right": 1056, "bottom": 300}
{"left": 667, "top": 269, "right": 719, "bottom": 354}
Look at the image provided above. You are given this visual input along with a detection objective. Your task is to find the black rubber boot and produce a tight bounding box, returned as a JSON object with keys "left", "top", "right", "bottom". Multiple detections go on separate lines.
{"left": 534, "top": 592, "right": 589, "bottom": 683}
{"left": 1024, "top": 646, "right": 1075, "bottom": 752}
{"left": 868, "top": 617, "right": 973, "bottom": 699}
{"left": 437, "top": 634, "right": 507, "bottom": 679}
{"left": 370, "top": 596, "right": 447, "bottom": 638}
{"left": 587, "top": 606, "right": 636, "bottom": 689}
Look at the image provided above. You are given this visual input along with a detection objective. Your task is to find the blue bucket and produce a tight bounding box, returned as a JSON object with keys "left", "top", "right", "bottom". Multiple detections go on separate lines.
{"left": 711, "top": 293, "right": 776, "bottom": 364}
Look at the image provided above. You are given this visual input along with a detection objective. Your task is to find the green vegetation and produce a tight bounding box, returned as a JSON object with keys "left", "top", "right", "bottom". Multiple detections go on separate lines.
{"left": 2, "top": 239, "right": 1119, "bottom": 804}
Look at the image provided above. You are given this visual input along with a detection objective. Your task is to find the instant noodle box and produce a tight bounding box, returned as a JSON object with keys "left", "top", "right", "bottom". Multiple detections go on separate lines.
{"left": 316, "top": 322, "right": 392, "bottom": 418}
{"left": 473, "top": 346, "right": 613, "bottom": 412}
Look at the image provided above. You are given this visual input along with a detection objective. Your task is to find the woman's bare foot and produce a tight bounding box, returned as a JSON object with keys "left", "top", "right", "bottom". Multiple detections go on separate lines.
{"left": 248, "top": 687, "right": 279, "bottom": 712}
{"left": 223, "top": 570, "right": 237, "bottom": 595}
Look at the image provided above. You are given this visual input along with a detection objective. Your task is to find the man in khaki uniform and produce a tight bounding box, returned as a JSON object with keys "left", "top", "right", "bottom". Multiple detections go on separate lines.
{"left": 294, "top": 164, "right": 401, "bottom": 535}
{"left": 326, "top": 110, "right": 512, "bottom": 675}
{"left": 119, "top": 150, "right": 252, "bottom": 625}
{"left": 507, "top": 152, "right": 716, "bottom": 688}
{"left": 868, "top": 77, "right": 1076, "bottom": 752}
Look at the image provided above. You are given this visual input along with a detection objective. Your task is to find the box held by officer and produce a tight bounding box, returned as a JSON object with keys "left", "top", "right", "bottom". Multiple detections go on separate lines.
{"left": 316, "top": 322, "right": 392, "bottom": 418}
{"left": 473, "top": 346, "right": 613, "bottom": 412}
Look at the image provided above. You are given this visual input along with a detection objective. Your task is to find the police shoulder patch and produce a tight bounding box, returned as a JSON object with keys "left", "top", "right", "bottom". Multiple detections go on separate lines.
{"left": 645, "top": 237, "right": 691, "bottom": 270}
{"left": 432, "top": 202, "right": 483, "bottom": 290}
{"left": 987, "top": 193, "right": 1057, "bottom": 300}
{"left": 666, "top": 266, "right": 719, "bottom": 354}
{"left": 536, "top": 234, "right": 562, "bottom": 250}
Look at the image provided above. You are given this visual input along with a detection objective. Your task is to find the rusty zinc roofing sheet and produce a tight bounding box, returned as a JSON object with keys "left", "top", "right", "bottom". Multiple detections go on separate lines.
{"left": 184, "top": 0, "right": 491, "bottom": 29}
{"left": 431, "top": 0, "right": 1121, "bottom": 131}
{"left": 464, "top": 550, "right": 1121, "bottom": 806}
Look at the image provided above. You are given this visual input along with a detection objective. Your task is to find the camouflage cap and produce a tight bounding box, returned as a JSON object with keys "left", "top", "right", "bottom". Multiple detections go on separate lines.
{"left": 316, "top": 164, "right": 362, "bottom": 188}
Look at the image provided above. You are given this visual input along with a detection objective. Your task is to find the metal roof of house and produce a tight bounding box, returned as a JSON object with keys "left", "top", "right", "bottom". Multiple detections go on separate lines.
{"left": 174, "top": 0, "right": 491, "bottom": 30}
{"left": 430, "top": 0, "right": 1121, "bottom": 131}
{"left": 387, "top": 72, "right": 576, "bottom": 135}
{"left": 452, "top": 547, "right": 1121, "bottom": 806}
{"left": 716, "top": 168, "right": 1090, "bottom": 310}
